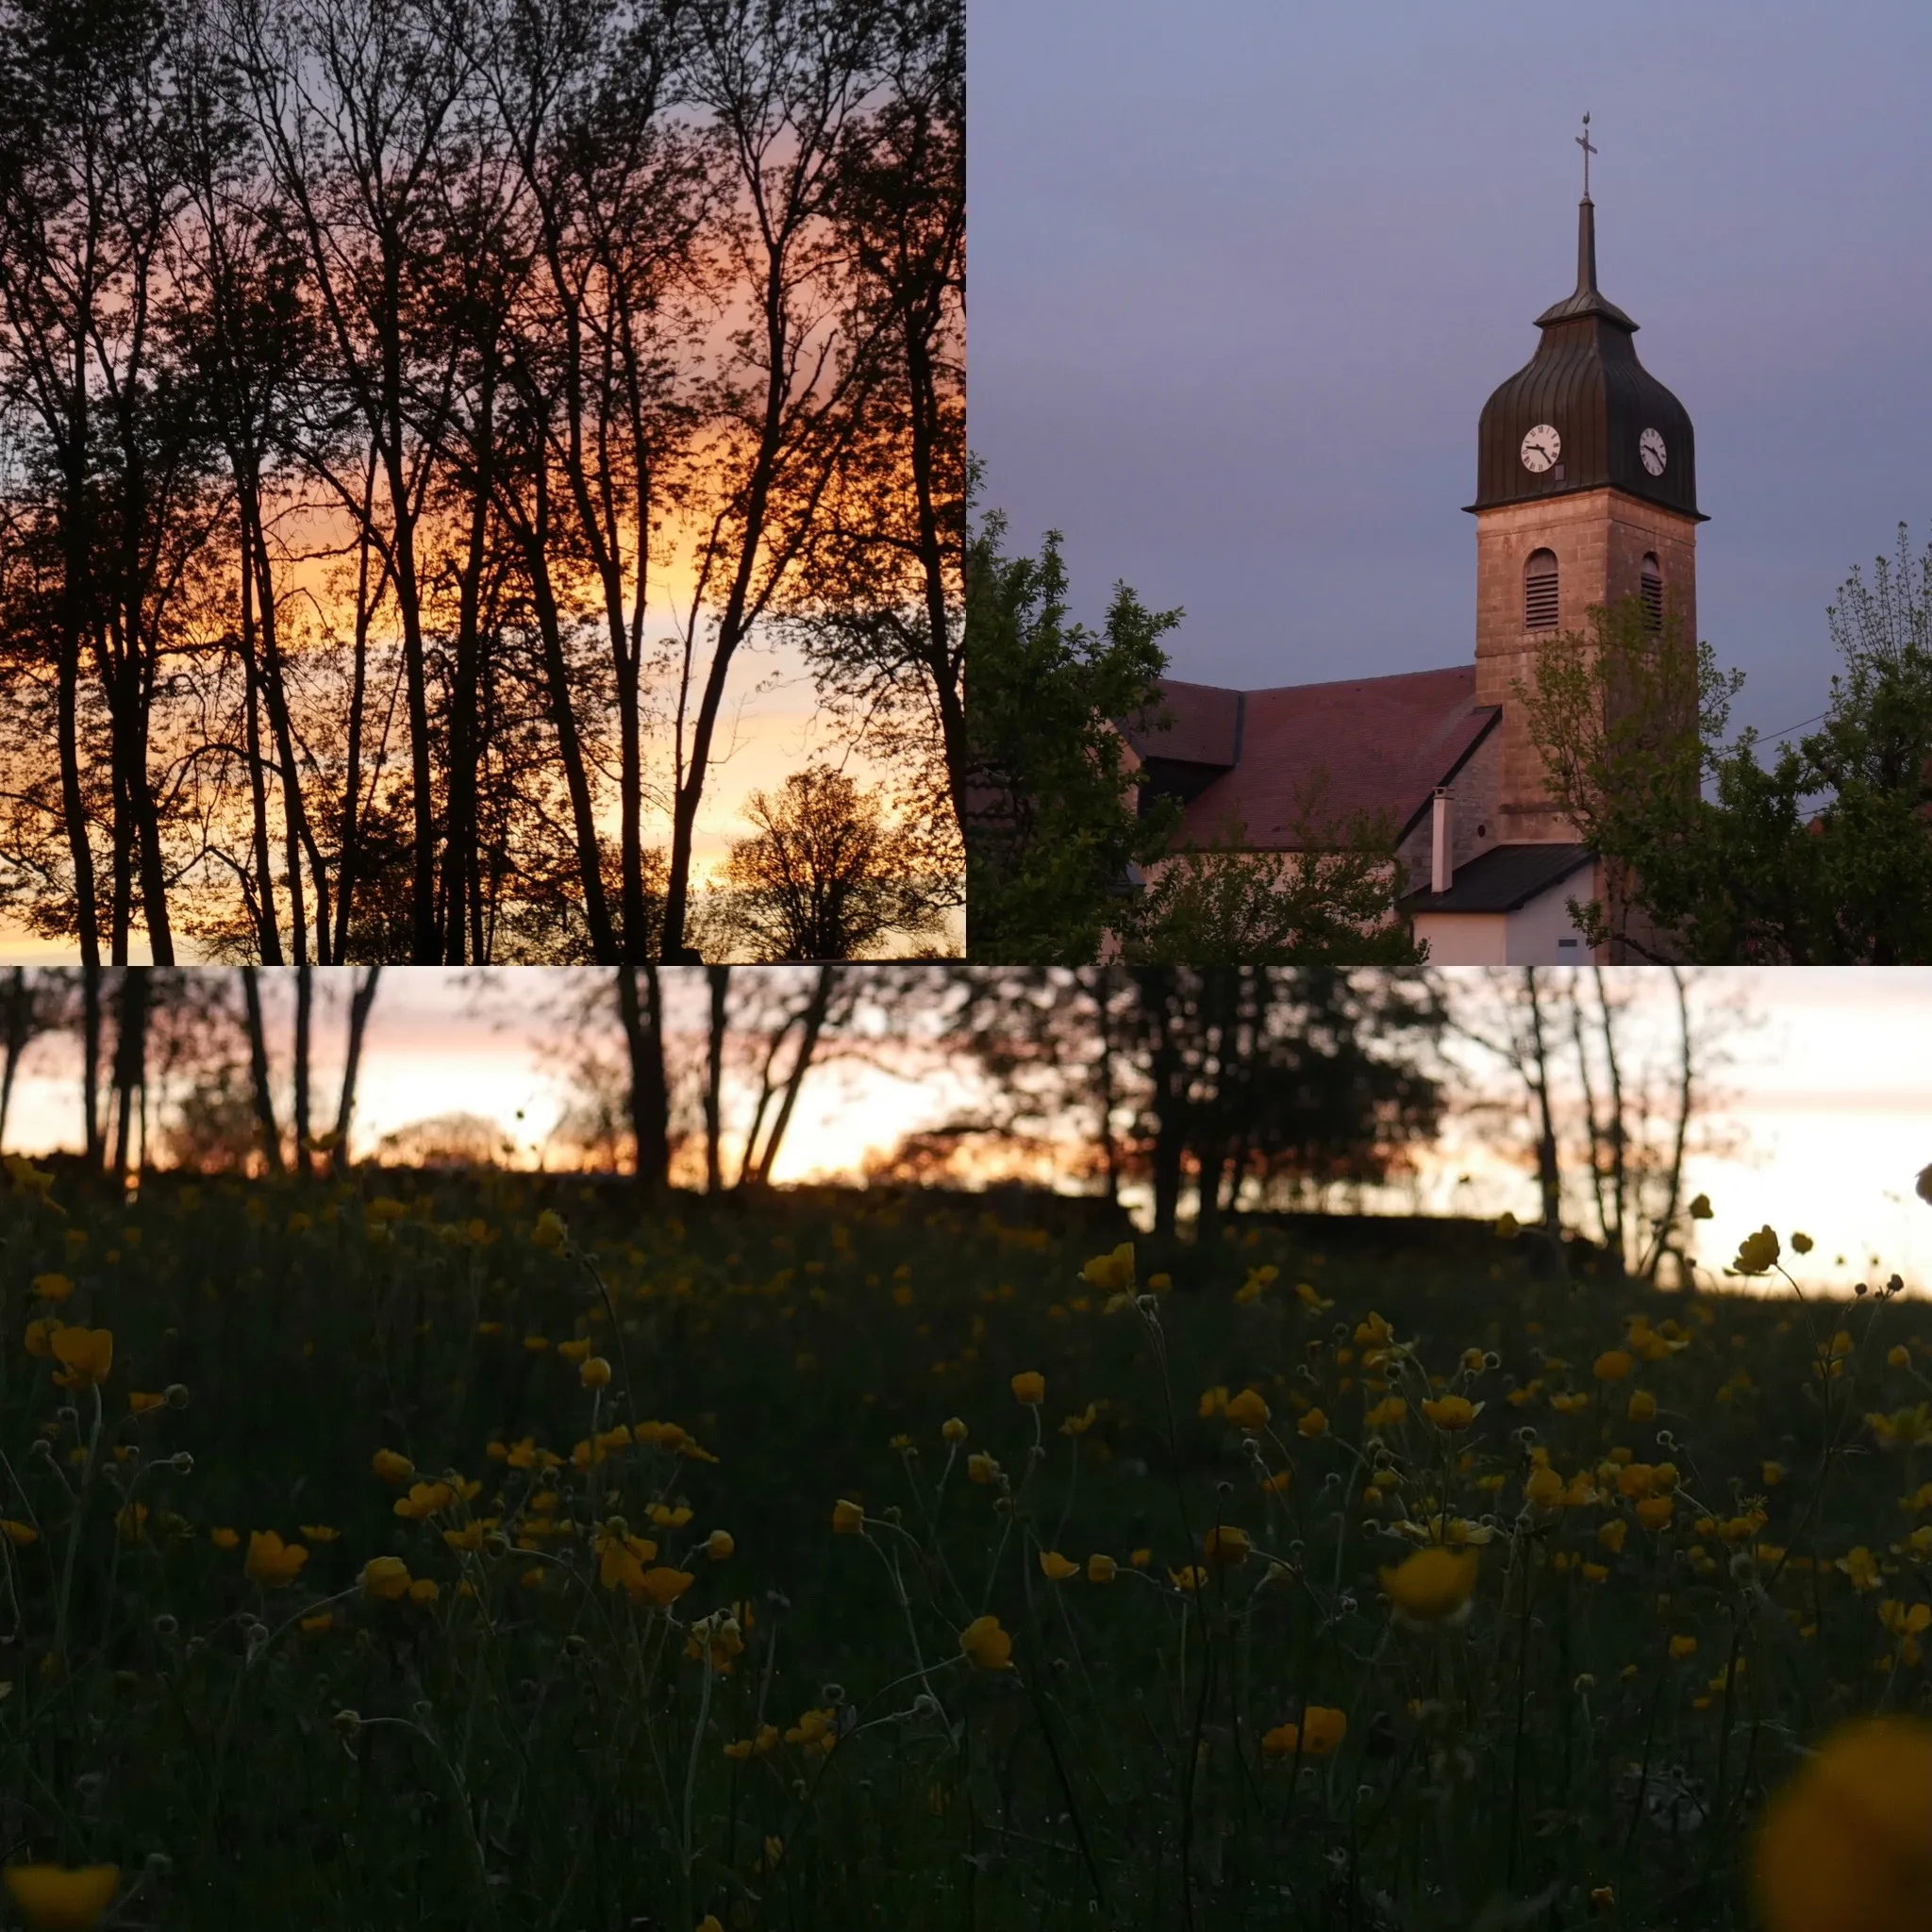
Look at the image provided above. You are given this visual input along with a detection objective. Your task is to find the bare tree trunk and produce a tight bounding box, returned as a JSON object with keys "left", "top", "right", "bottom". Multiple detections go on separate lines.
{"left": 1091, "top": 968, "right": 1120, "bottom": 1207}
{"left": 1565, "top": 976, "right": 1610, "bottom": 1252}
{"left": 515, "top": 495, "right": 616, "bottom": 960}
{"left": 248, "top": 505, "right": 314, "bottom": 964}
{"left": 1521, "top": 968, "right": 1565, "bottom": 1274}
{"left": 1136, "top": 969, "right": 1186, "bottom": 1242}
{"left": 1640, "top": 968, "right": 1694, "bottom": 1285}
{"left": 241, "top": 966, "right": 283, "bottom": 1174}
{"left": 238, "top": 528, "right": 284, "bottom": 961}
{"left": 332, "top": 446, "right": 381, "bottom": 963}
{"left": 0, "top": 970, "right": 30, "bottom": 1150}
{"left": 746, "top": 967, "right": 836, "bottom": 1188}
{"left": 293, "top": 964, "right": 313, "bottom": 1176}
{"left": 82, "top": 964, "right": 104, "bottom": 1168}
{"left": 1592, "top": 967, "right": 1630, "bottom": 1272}
{"left": 109, "top": 970, "right": 149, "bottom": 1181}
{"left": 330, "top": 966, "right": 382, "bottom": 1174}
{"left": 705, "top": 966, "right": 729, "bottom": 1191}
{"left": 617, "top": 967, "right": 670, "bottom": 1191}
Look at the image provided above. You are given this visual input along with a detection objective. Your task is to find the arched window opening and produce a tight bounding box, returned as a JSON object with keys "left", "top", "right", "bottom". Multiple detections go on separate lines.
{"left": 1524, "top": 549, "right": 1559, "bottom": 630}
{"left": 1641, "top": 553, "right": 1663, "bottom": 632}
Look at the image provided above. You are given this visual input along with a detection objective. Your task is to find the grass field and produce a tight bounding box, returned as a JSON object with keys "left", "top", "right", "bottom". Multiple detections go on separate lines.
{"left": 0, "top": 1159, "right": 1927, "bottom": 1930}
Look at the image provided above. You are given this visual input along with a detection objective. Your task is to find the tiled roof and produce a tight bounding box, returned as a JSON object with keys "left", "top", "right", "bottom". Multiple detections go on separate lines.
{"left": 1402, "top": 842, "right": 1594, "bottom": 914}
{"left": 1124, "top": 679, "right": 1241, "bottom": 768}
{"left": 1128, "top": 664, "right": 1499, "bottom": 848}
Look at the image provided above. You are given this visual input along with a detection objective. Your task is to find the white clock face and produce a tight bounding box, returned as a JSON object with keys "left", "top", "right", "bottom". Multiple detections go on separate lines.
{"left": 1639, "top": 427, "right": 1667, "bottom": 476}
{"left": 1520, "top": 424, "right": 1561, "bottom": 474}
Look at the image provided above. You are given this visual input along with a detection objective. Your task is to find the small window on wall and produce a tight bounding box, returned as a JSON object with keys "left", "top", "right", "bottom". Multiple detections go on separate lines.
{"left": 1641, "top": 553, "right": 1663, "bottom": 632}
{"left": 1524, "top": 549, "right": 1558, "bottom": 630}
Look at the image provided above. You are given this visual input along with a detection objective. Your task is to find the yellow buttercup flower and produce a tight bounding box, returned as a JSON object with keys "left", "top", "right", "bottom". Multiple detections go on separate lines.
{"left": 127, "top": 1391, "right": 165, "bottom": 1415}
{"left": 1380, "top": 1546, "right": 1479, "bottom": 1624}
{"left": 3, "top": 1153, "right": 57, "bottom": 1200}
{"left": 1669, "top": 1634, "right": 1698, "bottom": 1659}
{"left": 1420, "top": 1395, "right": 1479, "bottom": 1430}
{"left": 394, "top": 1481, "right": 456, "bottom": 1521}
{"left": 941, "top": 1416, "right": 968, "bottom": 1442}
{"left": 361, "top": 1556, "right": 412, "bottom": 1600}
{"left": 1262, "top": 1706, "right": 1347, "bottom": 1759}
{"left": 1, "top": 1520, "right": 39, "bottom": 1546}
{"left": 1223, "top": 1388, "right": 1271, "bottom": 1430}
{"left": 209, "top": 1526, "right": 240, "bottom": 1550}
{"left": 1753, "top": 1716, "right": 1932, "bottom": 1932}
{"left": 1081, "top": 1243, "right": 1134, "bottom": 1292}
{"left": 1202, "top": 1524, "right": 1250, "bottom": 1566}
{"left": 1733, "top": 1225, "right": 1781, "bottom": 1275}
{"left": 3, "top": 1863, "right": 119, "bottom": 1930}
{"left": 244, "top": 1530, "right": 308, "bottom": 1588}
{"left": 1599, "top": 1519, "right": 1628, "bottom": 1555}
{"left": 1524, "top": 1466, "right": 1563, "bottom": 1508}
{"left": 371, "top": 1449, "right": 415, "bottom": 1483}
{"left": 831, "top": 1499, "right": 865, "bottom": 1534}
{"left": 706, "top": 1530, "right": 734, "bottom": 1561}
{"left": 1087, "top": 1554, "right": 1117, "bottom": 1584}
{"left": 580, "top": 1357, "right": 612, "bottom": 1390}
{"left": 596, "top": 1529, "right": 657, "bottom": 1593}
{"left": 959, "top": 1614, "right": 1013, "bottom": 1670}
{"left": 966, "top": 1454, "right": 1000, "bottom": 1485}
{"left": 1626, "top": 1390, "right": 1657, "bottom": 1421}
{"left": 408, "top": 1577, "right": 439, "bottom": 1603}
{"left": 634, "top": 1567, "right": 693, "bottom": 1609}
{"left": 1010, "top": 1371, "right": 1045, "bottom": 1406}
{"left": 1636, "top": 1495, "right": 1674, "bottom": 1530}
{"left": 49, "top": 1326, "right": 112, "bottom": 1390}
{"left": 1836, "top": 1546, "right": 1882, "bottom": 1591}
{"left": 1592, "top": 1350, "right": 1633, "bottom": 1382}
{"left": 29, "top": 1274, "right": 74, "bottom": 1305}
{"left": 1038, "top": 1550, "right": 1079, "bottom": 1581}
{"left": 532, "top": 1209, "right": 567, "bottom": 1251}
{"left": 1297, "top": 1407, "right": 1328, "bottom": 1439}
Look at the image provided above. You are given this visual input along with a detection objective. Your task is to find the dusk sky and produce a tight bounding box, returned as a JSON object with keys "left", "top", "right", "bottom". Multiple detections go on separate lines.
{"left": 968, "top": 0, "right": 1932, "bottom": 741}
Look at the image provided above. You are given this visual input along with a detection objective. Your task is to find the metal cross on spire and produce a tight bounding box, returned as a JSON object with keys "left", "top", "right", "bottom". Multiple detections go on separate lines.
{"left": 1576, "top": 112, "right": 1597, "bottom": 199}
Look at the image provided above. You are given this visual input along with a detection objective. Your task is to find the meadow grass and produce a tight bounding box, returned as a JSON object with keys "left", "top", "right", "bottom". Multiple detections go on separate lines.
{"left": 0, "top": 1162, "right": 1926, "bottom": 1930}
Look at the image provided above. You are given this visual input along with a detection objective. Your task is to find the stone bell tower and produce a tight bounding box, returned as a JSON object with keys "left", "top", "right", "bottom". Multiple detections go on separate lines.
{"left": 1467, "top": 144, "right": 1706, "bottom": 845}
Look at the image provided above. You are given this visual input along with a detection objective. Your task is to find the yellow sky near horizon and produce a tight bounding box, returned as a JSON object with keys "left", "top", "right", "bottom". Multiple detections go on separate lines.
{"left": 0, "top": 969, "right": 1923, "bottom": 1293}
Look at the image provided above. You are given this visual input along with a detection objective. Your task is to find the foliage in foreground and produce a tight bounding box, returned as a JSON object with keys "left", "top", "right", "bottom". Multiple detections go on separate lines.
{"left": 1520, "top": 527, "right": 1932, "bottom": 963}
{"left": 0, "top": 1161, "right": 1928, "bottom": 1929}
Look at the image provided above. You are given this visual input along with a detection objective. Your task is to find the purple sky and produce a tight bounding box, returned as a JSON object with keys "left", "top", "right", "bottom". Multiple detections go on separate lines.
{"left": 968, "top": 0, "right": 1932, "bottom": 741}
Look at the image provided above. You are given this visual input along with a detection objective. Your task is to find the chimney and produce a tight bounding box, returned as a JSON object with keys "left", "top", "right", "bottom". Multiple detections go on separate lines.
{"left": 1431, "top": 788, "right": 1453, "bottom": 895}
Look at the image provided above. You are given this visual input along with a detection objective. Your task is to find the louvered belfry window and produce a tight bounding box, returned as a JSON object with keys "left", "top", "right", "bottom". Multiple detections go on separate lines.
{"left": 1641, "top": 554, "right": 1663, "bottom": 632}
{"left": 1524, "top": 549, "right": 1559, "bottom": 630}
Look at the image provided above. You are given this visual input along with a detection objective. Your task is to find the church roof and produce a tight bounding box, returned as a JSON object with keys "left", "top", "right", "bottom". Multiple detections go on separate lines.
{"left": 1126, "top": 664, "right": 1500, "bottom": 850}
{"left": 1401, "top": 842, "right": 1594, "bottom": 914}
{"left": 1469, "top": 197, "right": 1703, "bottom": 522}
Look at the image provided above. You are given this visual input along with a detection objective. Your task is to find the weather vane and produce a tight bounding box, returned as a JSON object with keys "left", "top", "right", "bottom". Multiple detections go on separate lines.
{"left": 1576, "top": 111, "right": 1597, "bottom": 199}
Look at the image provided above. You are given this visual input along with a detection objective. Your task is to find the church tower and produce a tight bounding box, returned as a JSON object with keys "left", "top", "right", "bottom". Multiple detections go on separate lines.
{"left": 1468, "top": 162, "right": 1705, "bottom": 845}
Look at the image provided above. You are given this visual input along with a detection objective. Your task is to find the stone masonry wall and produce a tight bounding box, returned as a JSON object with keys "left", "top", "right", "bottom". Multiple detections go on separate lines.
{"left": 1474, "top": 490, "right": 1699, "bottom": 844}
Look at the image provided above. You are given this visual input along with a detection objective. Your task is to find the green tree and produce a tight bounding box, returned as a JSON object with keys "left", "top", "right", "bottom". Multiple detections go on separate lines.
{"left": 963, "top": 500, "right": 1182, "bottom": 962}
{"left": 1118, "top": 791, "right": 1425, "bottom": 965}
{"left": 1519, "top": 529, "right": 1932, "bottom": 962}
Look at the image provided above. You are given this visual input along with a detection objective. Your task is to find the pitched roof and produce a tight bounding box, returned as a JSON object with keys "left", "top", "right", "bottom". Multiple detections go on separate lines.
{"left": 1401, "top": 842, "right": 1594, "bottom": 914}
{"left": 1126, "top": 664, "right": 1499, "bottom": 849}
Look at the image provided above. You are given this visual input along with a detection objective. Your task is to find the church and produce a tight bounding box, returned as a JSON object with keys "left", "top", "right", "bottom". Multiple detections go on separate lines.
{"left": 1123, "top": 162, "right": 1704, "bottom": 965}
